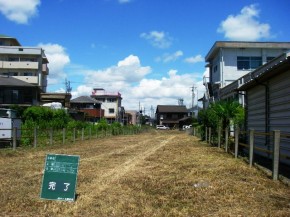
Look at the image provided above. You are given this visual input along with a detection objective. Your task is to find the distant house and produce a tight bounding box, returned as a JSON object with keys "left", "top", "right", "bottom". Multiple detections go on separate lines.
{"left": 70, "top": 96, "right": 104, "bottom": 122}
{"left": 155, "top": 105, "right": 188, "bottom": 128}
{"left": 126, "top": 110, "right": 139, "bottom": 125}
{"left": 237, "top": 51, "right": 290, "bottom": 165}
{"left": 91, "top": 88, "right": 123, "bottom": 123}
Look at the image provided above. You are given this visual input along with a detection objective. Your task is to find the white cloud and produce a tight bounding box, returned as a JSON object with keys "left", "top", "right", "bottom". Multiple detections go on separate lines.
{"left": 217, "top": 4, "right": 271, "bottom": 41}
{"left": 38, "top": 43, "right": 70, "bottom": 85}
{"left": 69, "top": 55, "right": 205, "bottom": 111}
{"left": 0, "top": 0, "right": 40, "bottom": 24}
{"left": 140, "top": 31, "right": 173, "bottom": 49}
{"left": 184, "top": 54, "right": 204, "bottom": 64}
{"left": 124, "top": 69, "right": 204, "bottom": 109}
{"left": 83, "top": 55, "right": 151, "bottom": 85}
{"left": 156, "top": 50, "right": 183, "bottom": 63}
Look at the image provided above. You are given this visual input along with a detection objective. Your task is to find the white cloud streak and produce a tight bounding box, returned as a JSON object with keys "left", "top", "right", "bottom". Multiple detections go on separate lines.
{"left": 0, "top": 0, "right": 40, "bottom": 24}
{"left": 184, "top": 54, "right": 204, "bottom": 64}
{"left": 140, "top": 31, "right": 173, "bottom": 49}
{"left": 156, "top": 50, "right": 183, "bottom": 63}
{"left": 217, "top": 4, "right": 271, "bottom": 41}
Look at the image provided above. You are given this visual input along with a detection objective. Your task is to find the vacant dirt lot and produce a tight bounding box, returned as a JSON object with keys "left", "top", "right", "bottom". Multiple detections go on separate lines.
{"left": 0, "top": 130, "right": 290, "bottom": 216}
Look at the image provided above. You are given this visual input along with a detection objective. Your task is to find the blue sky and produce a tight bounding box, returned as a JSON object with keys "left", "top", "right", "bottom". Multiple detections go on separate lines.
{"left": 1, "top": 0, "right": 289, "bottom": 113}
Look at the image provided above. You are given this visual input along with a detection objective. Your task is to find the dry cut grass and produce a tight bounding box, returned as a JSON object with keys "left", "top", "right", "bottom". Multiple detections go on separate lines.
{"left": 0, "top": 130, "right": 290, "bottom": 216}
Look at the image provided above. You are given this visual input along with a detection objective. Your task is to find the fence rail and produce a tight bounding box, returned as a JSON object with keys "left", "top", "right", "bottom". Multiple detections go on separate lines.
{"left": 0, "top": 126, "right": 142, "bottom": 150}
{"left": 193, "top": 126, "right": 290, "bottom": 181}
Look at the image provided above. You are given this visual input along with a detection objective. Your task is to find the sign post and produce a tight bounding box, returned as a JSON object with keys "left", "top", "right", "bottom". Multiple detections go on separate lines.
{"left": 40, "top": 154, "right": 80, "bottom": 202}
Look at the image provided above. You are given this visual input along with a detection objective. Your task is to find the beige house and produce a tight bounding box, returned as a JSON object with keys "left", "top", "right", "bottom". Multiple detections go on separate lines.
{"left": 91, "top": 88, "right": 123, "bottom": 123}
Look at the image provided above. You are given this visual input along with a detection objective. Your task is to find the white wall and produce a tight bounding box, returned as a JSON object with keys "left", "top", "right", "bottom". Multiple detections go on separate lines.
{"left": 220, "top": 48, "right": 288, "bottom": 87}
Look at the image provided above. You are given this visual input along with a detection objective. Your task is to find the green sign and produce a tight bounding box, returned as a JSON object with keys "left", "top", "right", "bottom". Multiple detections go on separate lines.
{"left": 40, "top": 154, "right": 80, "bottom": 202}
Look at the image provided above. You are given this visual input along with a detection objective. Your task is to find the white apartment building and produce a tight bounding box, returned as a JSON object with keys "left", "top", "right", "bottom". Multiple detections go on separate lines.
{"left": 91, "top": 88, "right": 123, "bottom": 123}
{"left": 0, "top": 34, "right": 49, "bottom": 92}
{"left": 204, "top": 41, "right": 290, "bottom": 105}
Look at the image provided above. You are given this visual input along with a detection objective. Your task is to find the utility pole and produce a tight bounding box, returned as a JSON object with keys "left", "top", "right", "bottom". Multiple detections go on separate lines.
{"left": 191, "top": 85, "right": 196, "bottom": 108}
{"left": 139, "top": 101, "right": 141, "bottom": 127}
{"left": 65, "top": 79, "right": 72, "bottom": 93}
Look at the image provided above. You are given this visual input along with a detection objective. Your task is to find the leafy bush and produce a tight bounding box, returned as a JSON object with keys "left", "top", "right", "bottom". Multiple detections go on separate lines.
{"left": 22, "top": 106, "right": 71, "bottom": 129}
{"left": 95, "top": 118, "right": 109, "bottom": 131}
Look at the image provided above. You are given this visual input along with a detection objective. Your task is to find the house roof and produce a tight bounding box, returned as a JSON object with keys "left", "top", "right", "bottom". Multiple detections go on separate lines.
{"left": 237, "top": 51, "right": 290, "bottom": 91}
{"left": 205, "top": 41, "right": 290, "bottom": 62}
{"left": 0, "top": 76, "right": 35, "bottom": 87}
{"left": 156, "top": 105, "right": 187, "bottom": 113}
{"left": 0, "top": 34, "right": 21, "bottom": 46}
{"left": 70, "top": 96, "right": 101, "bottom": 104}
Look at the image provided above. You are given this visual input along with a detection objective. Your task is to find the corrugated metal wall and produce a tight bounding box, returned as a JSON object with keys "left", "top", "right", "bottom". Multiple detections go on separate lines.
{"left": 269, "top": 69, "right": 290, "bottom": 161}
{"left": 247, "top": 85, "right": 269, "bottom": 157}
{"left": 247, "top": 69, "right": 290, "bottom": 163}
{"left": 248, "top": 85, "right": 266, "bottom": 132}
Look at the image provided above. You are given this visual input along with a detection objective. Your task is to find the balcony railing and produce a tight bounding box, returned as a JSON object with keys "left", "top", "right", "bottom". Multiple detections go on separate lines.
{"left": 0, "top": 61, "right": 38, "bottom": 69}
{"left": 13, "top": 76, "right": 38, "bottom": 84}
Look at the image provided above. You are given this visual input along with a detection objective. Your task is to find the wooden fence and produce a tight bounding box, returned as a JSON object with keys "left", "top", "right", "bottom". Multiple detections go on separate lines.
{"left": 193, "top": 126, "right": 290, "bottom": 181}
{"left": 0, "top": 126, "right": 142, "bottom": 150}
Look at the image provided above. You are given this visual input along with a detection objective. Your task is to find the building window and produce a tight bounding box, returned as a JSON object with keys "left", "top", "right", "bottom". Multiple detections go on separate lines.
{"left": 12, "top": 90, "right": 18, "bottom": 103}
{"left": 266, "top": 57, "right": 275, "bottom": 62}
{"left": 109, "top": 108, "right": 115, "bottom": 114}
{"left": 107, "top": 98, "right": 116, "bottom": 102}
{"left": 213, "top": 65, "right": 217, "bottom": 73}
{"left": 11, "top": 72, "right": 18, "bottom": 76}
{"left": 21, "top": 57, "right": 37, "bottom": 62}
{"left": 8, "top": 57, "right": 19, "bottom": 62}
{"left": 24, "top": 72, "right": 33, "bottom": 76}
{"left": 237, "top": 56, "right": 262, "bottom": 70}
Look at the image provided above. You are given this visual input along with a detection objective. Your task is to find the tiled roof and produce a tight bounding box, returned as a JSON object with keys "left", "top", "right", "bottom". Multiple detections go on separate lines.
{"left": 70, "top": 96, "right": 101, "bottom": 104}
{"left": 156, "top": 105, "right": 187, "bottom": 113}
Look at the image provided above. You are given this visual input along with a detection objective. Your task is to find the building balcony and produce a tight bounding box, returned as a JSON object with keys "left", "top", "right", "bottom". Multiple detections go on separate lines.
{"left": 80, "top": 109, "right": 104, "bottom": 118}
{"left": 42, "top": 64, "right": 49, "bottom": 75}
{"left": 13, "top": 76, "right": 38, "bottom": 84}
{"left": 0, "top": 61, "right": 39, "bottom": 69}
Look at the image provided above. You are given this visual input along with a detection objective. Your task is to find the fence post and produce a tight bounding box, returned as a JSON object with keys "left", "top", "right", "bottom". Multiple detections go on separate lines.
{"left": 81, "top": 128, "right": 84, "bottom": 141}
{"left": 218, "top": 126, "right": 221, "bottom": 148}
{"left": 249, "top": 129, "right": 254, "bottom": 167}
{"left": 12, "top": 127, "right": 17, "bottom": 150}
{"left": 34, "top": 127, "right": 37, "bottom": 148}
{"left": 272, "top": 130, "right": 280, "bottom": 180}
{"left": 205, "top": 127, "right": 208, "bottom": 143}
{"left": 209, "top": 127, "right": 212, "bottom": 145}
{"left": 89, "top": 127, "right": 92, "bottom": 140}
{"left": 234, "top": 126, "right": 239, "bottom": 158}
{"left": 225, "top": 127, "right": 229, "bottom": 152}
{"left": 73, "top": 128, "right": 76, "bottom": 143}
{"left": 49, "top": 128, "right": 53, "bottom": 145}
{"left": 63, "top": 128, "right": 66, "bottom": 145}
